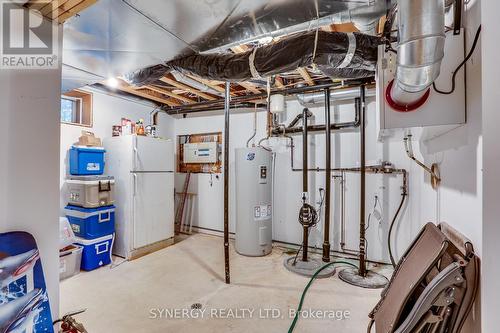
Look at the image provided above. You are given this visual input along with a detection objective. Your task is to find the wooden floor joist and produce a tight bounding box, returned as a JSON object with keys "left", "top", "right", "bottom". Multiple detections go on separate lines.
{"left": 57, "top": 0, "right": 97, "bottom": 22}
{"left": 116, "top": 82, "right": 180, "bottom": 107}
{"left": 275, "top": 76, "right": 285, "bottom": 89}
{"left": 238, "top": 82, "right": 261, "bottom": 94}
{"left": 25, "top": 0, "right": 97, "bottom": 23}
{"left": 146, "top": 85, "right": 196, "bottom": 104}
{"left": 297, "top": 67, "right": 315, "bottom": 86}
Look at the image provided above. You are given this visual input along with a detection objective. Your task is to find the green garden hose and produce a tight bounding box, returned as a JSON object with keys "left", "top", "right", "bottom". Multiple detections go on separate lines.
{"left": 288, "top": 261, "right": 358, "bottom": 333}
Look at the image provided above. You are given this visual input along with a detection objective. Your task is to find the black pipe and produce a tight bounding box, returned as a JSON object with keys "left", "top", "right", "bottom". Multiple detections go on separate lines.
{"left": 358, "top": 86, "right": 367, "bottom": 277}
{"left": 274, "top": 102, "right": 360, "bottom": 136}
{"left": 302, "top": 107, "right": 309, "bottom": 262}
{"left": 322, "top": 88, "right": 331, "bottom": 262}
{"left": 167, "top": 103, "right": 261, "bottom": 115}
{"left": 287, "top": 109, "right": 313, "bottom": 128}
{"left": 223, "top": 82, "right": 231, "bottom": 284}
{"left": 164, "top": 79, "right": 372, "bottom": 114}
{"left": 388, "top": 170, "right": 408, "bottom": 267}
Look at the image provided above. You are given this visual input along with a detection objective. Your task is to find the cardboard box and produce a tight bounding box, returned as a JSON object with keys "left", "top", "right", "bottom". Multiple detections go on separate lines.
{"left": 77, "top": 131, "right": 102, "bottom": 147}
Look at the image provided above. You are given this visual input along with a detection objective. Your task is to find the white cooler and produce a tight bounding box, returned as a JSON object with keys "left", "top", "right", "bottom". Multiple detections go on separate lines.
{"left": 66, "top": 175, "right": 115, "bottom": 208}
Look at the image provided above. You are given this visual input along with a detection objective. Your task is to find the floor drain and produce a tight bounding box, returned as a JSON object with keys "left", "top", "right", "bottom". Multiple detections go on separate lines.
{"left": 191, "top": 303, "right": 202, "bottom": 310}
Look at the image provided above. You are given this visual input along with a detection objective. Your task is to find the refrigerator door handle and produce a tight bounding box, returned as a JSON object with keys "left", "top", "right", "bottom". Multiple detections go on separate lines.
{"left": 133, "top": 135, "right": 138, "bottom": 171}
{"left": 132, "top": 173, "right": 138, "bottom": 250}
{"left": 133, "top": 173, "right": 138, "bottom": 196}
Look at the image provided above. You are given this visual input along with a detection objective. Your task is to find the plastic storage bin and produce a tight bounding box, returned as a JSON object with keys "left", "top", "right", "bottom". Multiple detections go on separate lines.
{"left": 69, "top": 146, "right": 105, "bottom": 175}
{"left": 65, "top": 205, "right": 115, "bottom": 239}
{"left": 75, "top": 234, "right": 113, "bottom": 271}
{"left": 59, "top": 217, "right": 76, "bottom": 250}
{"left": 59, "top": 244, "right": 83, "bottom": 280}
{"left": 66, "top": 176, "right": 115, "bottom": 208}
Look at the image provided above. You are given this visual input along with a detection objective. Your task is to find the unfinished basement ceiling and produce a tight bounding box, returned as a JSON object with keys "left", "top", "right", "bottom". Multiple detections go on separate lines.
{"left": 62, "top": 0, "right": 374, "bottom": 92}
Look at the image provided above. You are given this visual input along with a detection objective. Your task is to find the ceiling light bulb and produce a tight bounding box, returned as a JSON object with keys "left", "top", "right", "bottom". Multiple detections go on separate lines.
{"left": 107, "top": 77, "right": 119, "bottom": 88}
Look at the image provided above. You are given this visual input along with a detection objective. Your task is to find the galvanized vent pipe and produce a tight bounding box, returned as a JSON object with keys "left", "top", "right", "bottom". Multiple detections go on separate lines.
{"left": 297, "top": 86, "right": 376, "bottom": 107}
{"left": 387, "top": 0, "right": 446, "bottom": 111}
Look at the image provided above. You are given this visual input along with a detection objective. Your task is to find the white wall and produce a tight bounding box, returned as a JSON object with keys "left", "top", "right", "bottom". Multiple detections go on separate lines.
{"left": 0, "top": 22, "right": 62, "bottom": 318}
{"left": 481, "top": 0, "right": 500, "bottom": 331}
{"left": 60, "top": 89, "right": 175, "bottom": 213}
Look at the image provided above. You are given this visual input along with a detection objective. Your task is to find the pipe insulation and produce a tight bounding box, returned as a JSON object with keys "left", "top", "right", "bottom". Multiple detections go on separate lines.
{"left": 389, "top": 0, "right": 446, "bottom": 107}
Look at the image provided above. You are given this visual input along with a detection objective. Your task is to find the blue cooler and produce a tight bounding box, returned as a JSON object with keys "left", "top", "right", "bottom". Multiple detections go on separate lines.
{"left": 65, "top": 205, "right": 115, "bottom": 239}
{"left": 75, "top": 234, "right": 113, "bottom": 271}
{"left": 69, "top": 146, "right": 105, "bottom": 175}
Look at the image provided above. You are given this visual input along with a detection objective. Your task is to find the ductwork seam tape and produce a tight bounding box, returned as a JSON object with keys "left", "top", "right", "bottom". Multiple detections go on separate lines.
{"left": 249, "top": 48, "right": 262, "bottom": 79}
{"left": 338, "top": 33, "right": 357, "bottom": 69}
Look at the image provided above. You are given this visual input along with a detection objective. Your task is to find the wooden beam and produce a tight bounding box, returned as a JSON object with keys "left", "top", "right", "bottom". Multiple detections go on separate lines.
{"left": 378, "top": 16, "right": 387, "bottom": 35}
{"left": 146, "top": 85, "right": 196, "bottom": 104}
{"left": 39, "top": 1, "right": 61, "bottom": 15}
{"left": 297, "top": 67, "right": 314, "bottom": 86}
{"left": 116, "top": 81, "right": 179, "bottom": 107}
{"left": 159, "top": 77, "right": 217, "bottom": 101}
{"left": 27, "top": 0, "right": 54, "bottom": 11}
{"left": 48, "top": 0, "right": 81, "bottom": 18}
{"left": 43, "top": 0, "right": 70, "bottom": 17}
{"left": 57, "top": 0, "right": 97, "bottom": 22}
{"left": 237, "top": 82, "right": 261, "bottom": 94}
{"left": 275, "top": 76, "right": 285, "bottom": 89}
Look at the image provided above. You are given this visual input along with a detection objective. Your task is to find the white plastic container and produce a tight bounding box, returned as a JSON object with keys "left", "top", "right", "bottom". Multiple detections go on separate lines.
{"left": 66, "top": 175, "right": 115, "bottom": 208}
{"left": 59, "top": 244, "right": 83, "bottom": 280}
{"left": 270, "top": 94, "right": 286, "bottom": 113}
{"left": 59, "top": 217, "right": 75, "bottom": 250}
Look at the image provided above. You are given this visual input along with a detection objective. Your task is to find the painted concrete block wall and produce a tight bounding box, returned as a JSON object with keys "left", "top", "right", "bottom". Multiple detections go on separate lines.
{"left": 0, "top": 24, "right": 62, "bottom": 318}
{"left": 59, "top": 90, "right": 175, "bottom": 213}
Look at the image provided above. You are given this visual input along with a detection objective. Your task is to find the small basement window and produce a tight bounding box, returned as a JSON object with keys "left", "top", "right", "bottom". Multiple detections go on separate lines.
{"left": 60, "top": 90, "right": 93, "bottom": 127}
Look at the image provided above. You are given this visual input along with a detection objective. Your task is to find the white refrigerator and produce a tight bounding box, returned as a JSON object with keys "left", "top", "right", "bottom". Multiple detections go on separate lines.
{"left": 104, "top": 135, "right": 175, "bottom": 259}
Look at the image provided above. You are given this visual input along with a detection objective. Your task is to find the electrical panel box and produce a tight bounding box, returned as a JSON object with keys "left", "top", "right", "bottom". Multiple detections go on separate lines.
{"left": 183, "top": 142, "right": 218, "bottom": 164}
{"left": 376, "top": 29, "right": 466, "bottom": 141}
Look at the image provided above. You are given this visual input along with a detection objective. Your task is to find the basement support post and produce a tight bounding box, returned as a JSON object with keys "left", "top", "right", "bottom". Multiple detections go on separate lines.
{"left": 337, "top": 84, "right": 388, "bottom": 289}
{"left": 224, "top": 82, "right": 231, "bottom": 284}
{"left": 322, "top": 87, "right": 331, "bottom": 262}
{"left": 302, "top": 107, "right": 309, "bottom": 262}
{"left": 358, "top": 85, "right": 367, "bottom": 277}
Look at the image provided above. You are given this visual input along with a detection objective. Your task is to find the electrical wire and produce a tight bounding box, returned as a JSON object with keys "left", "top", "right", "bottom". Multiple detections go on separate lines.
{"left": 433, "top": 25, "right": 482, "bottom": 95}
{"left": 388, "top": 192, "right": 407, "bottom": 267}
{"left": 288, "top": 261, "right": 358, "bottom": 333}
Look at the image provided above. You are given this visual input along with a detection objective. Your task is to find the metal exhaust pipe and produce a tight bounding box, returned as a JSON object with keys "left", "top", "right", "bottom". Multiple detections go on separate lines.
{"left": 388, "top": 0, "right": 446, "bottom": 110}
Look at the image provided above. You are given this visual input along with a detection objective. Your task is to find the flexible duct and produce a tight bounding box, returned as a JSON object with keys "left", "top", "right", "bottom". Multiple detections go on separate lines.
{"left": 388, "top": 0, "right": 446, "bottom": 109}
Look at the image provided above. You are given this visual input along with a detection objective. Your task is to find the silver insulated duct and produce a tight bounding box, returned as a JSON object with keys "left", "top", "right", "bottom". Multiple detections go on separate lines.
{"left": 389, "top": 0, "right": 446, "bottom": 107}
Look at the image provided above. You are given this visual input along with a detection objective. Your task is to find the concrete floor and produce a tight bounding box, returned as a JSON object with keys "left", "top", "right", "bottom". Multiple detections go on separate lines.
{"left": 61, "top": 233, "right": 389, "bottom": 332}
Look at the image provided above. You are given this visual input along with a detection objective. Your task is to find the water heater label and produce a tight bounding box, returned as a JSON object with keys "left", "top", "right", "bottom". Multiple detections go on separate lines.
{"left": 246, "top": 153, "right": 255, "bottom": 161}
{"left": 254, "top": 205, "right": 272, "bottom": 221}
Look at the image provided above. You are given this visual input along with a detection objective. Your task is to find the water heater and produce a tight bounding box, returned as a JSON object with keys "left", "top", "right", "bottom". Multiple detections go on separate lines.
{"left": 235, "top": 147, "right": 273, "bottom": 256}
